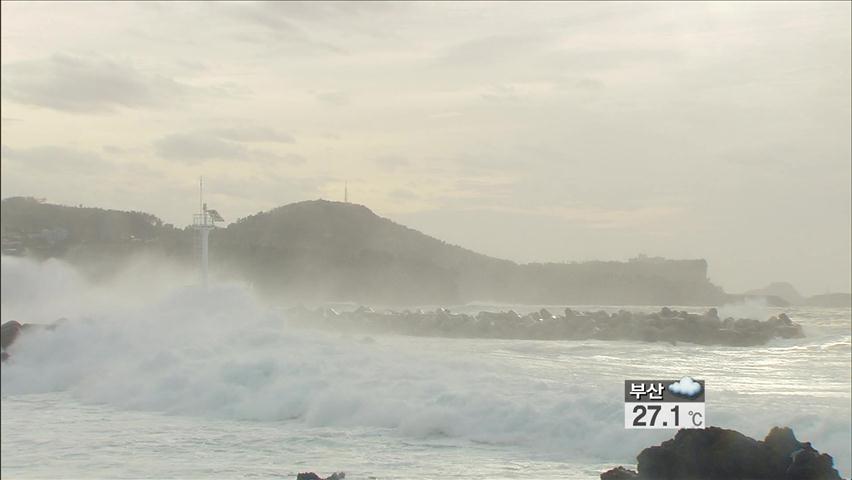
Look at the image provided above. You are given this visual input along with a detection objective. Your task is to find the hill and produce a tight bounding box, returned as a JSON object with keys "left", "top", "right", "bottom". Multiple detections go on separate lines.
{"left": 213, "top": 200, "right": 503, "bottom": 304}
{"left": 1, "top": 197, "right": 729, "bottom": 305}
{"left": 1, "top": 197, "right": 191, "bottom": 276}
{"left": 803, "top": 293, "right": 852, "bottom": 308}
{"left": 744, "top": 282, "right": 805, "bottom": 305}
{"left": 744, "top": 281, "right": 852, "bottom": 307}
{"left": 1, "top": 196, "right": 164, "bottom": 245}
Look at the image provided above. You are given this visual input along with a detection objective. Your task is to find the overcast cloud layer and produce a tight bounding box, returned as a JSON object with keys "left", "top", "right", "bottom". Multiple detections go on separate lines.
{"left": 1, "top": 1, "right": 850, "bottom": 295}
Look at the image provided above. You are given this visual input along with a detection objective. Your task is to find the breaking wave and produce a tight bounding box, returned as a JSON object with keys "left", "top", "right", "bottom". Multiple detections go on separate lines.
{"left": 2, "top": 256, "right": 850, "bottom": 474}
{"left": 0, "top": 256, "right": 652, "bottom": 459}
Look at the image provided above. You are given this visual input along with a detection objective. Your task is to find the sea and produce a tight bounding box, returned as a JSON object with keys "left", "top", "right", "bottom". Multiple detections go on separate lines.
{"left": 1, "top": 256, "right": 850, "bottom": 479}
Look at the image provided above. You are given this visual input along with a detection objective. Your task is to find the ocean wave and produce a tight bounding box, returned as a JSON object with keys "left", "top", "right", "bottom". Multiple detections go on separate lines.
{"left": 2, "top": 256, "right": 850, "bottom": 474}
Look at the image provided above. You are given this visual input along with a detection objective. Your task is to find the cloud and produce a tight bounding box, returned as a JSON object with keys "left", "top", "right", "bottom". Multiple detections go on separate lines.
{"left": 207, "top": 127, "right": 295, "bottom": 144}
{"left": 216, "top": 2, "right": 350, "bottom": 54}
{"left": 668, "top": 377, "right": 702, "bottom": 398}
{"left": 212, "top": 172, "right": 330, "bottom": 208}
{"left": 226, "top": 4, "right": 302, "bottom": 36}
{"left": 438, "top": 35, "right": 546, "bottom": 68}
{"left": 176, "top": 59, "right": 207, "bottom": 73}
{"left": 251, "top": 151, "right": 306, "bottom": 165}
{"left": 102, "top": 145, "right": 128, "bottom": 155}
{"left": 552, "top": 76, "right": 605, "bottom": 91}
{"left": 1, "top": 54, "right": 190, "bottom": 113}
{"left": 429, "top": 111, "right": 463, "bottom": 119}
{"left": 480, "top": 84, "right": 523, "bottom": 103}
{"left": 154, "top": 130, "right": 303, "bottom": 164}
{"left": 250, "top": 1, "right": 395, "bottom": 22}
{"left": 1, "top": 144, "right": 113, "bottom": 175}
{"left": 550, "top": 47, "right": 683, "bottom": 72}
{"left": 374, "top": 155, "right": 409, "bottom": 171}
{"left": 280, "top": 153, "right": 306, "bottom": 164}
{"left": 232, "top": 2, "right": 392, "bottom": 25}
{"left": 155, "top": 132, "right": 247, "bottom": 162}
{"left": 389, "top": 188, "right": 419, "bottom": 201}
{"left": 315, "top": 91, "right": 349, "bottom": 106}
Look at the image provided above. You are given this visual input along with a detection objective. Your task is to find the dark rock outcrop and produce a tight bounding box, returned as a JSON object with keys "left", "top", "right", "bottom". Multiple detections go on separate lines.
{"left": 2, "top": 320, "right": 24, "bottom": 362}
{"left": 286, "top": 307, "right": 805, "bottom": 347}
{"left": 601, "top": 426, "right": 844, "bottom": 480}
{"left": 1, "top": 306, "right": 804, "bottom": 363}
{"left": 1, "top": 319, "right": 63, "bottom": 362}
{"left": 1, "top": 320, "right": 23, "bottom": 350}
{"left": 295, "top": 473, "right": 344, "bottom": 480}
{"left": 600, "top": 466, "right": 639, "bottom": 479}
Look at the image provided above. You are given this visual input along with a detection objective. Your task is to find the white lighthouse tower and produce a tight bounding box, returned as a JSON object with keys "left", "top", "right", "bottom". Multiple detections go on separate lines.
{"left": 192, "top": 177, "right": 223, "bottom": 289}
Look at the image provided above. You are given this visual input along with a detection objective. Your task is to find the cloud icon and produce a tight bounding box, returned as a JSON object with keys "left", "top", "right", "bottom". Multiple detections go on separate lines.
{"left": 668, "top": 377, "right": 702, "bottom": 398}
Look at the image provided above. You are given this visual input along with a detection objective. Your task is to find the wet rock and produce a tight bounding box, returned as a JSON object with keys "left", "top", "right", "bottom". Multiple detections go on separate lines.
{"left": 600, "top": 466, "right": 639, "bottom": 479}
{"left": 602, "top": 426, "right": 843, "bottom": 480}
{"left": 787, "top": 444, "right": 843, "bottom": 480}
{"left": 296, "top": 473, "right": 345, "bottom": 480}
{"left": 284, "top": 306, "right": 805, "bottom": 347}
{"left": 636, "top": 427, "right": 768, "bottom": 479}
{"left": 1, "top": 319, "right": 68, "bottom": 362}
{"left": 1, "top": 320, "right": 22, "bottom": 350}
{"left": 764, "top": 426, "right": 801, "bottom": 458}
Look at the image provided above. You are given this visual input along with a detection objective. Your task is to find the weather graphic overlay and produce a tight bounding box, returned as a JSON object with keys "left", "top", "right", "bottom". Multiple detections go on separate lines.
{"left": 624, "top": 378, "right": 706, "bottom": 429}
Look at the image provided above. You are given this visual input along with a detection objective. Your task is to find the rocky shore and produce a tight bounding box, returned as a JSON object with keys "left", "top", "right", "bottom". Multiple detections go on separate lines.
{"left": 293, "top": 428, "right": 845, "bottom": 480}
{"left": 286, "top": 306, "right": 804, "bottom": 346}
{"left": 0, "top": 306, "right": 804, "bottom": 362}
{"left": 601, "top": 426, "right": 844, "bottom": 480}
{"left": 1, "top": 319, "right": 63, "bottom": 362}
{"left": 2, "top": 320, "right": 26, "bottom": 362}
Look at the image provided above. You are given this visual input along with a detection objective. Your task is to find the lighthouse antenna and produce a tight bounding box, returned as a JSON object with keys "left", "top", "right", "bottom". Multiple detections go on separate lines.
{"left": 192, "top": 176, "right": 218, "bottom": 290}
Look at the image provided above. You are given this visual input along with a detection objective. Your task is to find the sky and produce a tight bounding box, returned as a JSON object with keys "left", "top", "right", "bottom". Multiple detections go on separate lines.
{"left": 1, "top": 1, "right": 850, "bottom": 296}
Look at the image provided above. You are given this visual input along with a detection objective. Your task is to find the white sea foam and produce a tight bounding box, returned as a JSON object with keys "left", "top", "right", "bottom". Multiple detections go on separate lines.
{"left": 1, "top": 256, "right": 850, "bottom": 476}
{"left": 1, "top": 257, "right": 644, "bottom": 456}
{"left": 718, "top": 298, "right": 771, "bottom": 321}
{"left": 1, "top": 285, "right": 642, "bottom": 458}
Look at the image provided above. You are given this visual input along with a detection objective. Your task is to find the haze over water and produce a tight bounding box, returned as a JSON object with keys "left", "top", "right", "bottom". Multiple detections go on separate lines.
{"left": 1, "top": 257, "right": 850, "bottom": 478}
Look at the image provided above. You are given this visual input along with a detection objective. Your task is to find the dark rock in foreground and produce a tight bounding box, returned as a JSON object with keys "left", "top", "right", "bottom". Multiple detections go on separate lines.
{"left": 1, "top": 319, "right": 62, "bottom": 362}
{"left": 601, "top": 426, "right": 844, "bottom": 480}
{"left": 1, "top": 320, "right": 23, "bottom": 350}
{"left": 296, "top": 472, "right": 344, "bottom": 480}
{"left": 2, "top": 320, "right": 25, "bottom": 362}
{"left": 600, "top": 466, "right": 640, "bottom": 479}
{"left": 287, "top": 306, "right": 804, "bottom": 346}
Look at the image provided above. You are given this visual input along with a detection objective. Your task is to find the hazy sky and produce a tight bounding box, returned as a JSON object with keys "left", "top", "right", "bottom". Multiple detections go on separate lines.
{"left": 1, "top": 1, "right": 850, "bottom": 295}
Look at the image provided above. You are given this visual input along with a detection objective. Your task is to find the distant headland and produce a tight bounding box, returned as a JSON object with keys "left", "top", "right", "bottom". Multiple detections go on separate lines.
{"left": 1, "top": 196, "right": 849, "bottom": 307}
